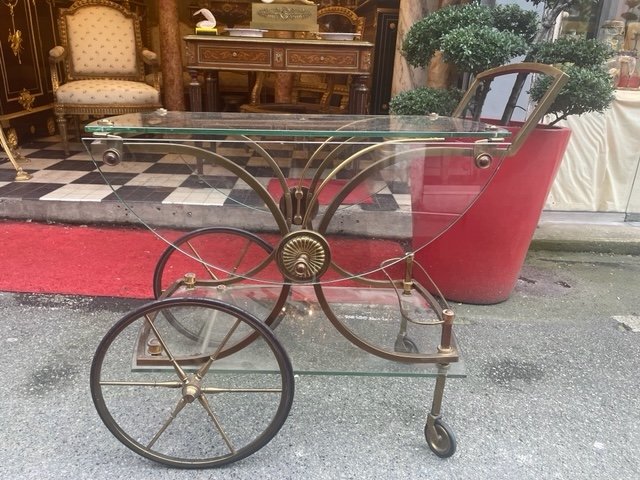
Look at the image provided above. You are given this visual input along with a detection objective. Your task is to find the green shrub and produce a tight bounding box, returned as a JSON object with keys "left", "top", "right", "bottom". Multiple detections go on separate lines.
{"left": 530, "top": 64, "right": 615, "bottom": 125}
{"left": 491, "top": 4, "right": 539, "bottom": 42}
{"left": 389, "top": 87, "right": 463, "bottom": 116}
{"left": 401, "top": 4, "right": 492, "bottom": 68}
{"left": 441, "top": 26, "right": 527, "bottom": 74}
{"left": 531, "top": 36, "right": 614, "bottom": 67}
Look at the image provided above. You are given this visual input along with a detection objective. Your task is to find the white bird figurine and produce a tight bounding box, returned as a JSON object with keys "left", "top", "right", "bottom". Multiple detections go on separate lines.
{"left": 193, "top": 9, "right": 217, "bottom": 28}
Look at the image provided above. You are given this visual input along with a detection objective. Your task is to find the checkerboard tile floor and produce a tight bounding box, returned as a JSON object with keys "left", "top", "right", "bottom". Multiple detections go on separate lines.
{"left": 0, "top": 135, "right": 413, "bottom": 221}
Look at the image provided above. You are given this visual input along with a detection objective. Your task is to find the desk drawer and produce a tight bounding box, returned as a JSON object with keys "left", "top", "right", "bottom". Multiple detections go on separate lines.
{"left": 286, "top": 48, "right": 359, "bottom": 71}
{"left": 196, "top": 45, "right": 272, "bottom": 68}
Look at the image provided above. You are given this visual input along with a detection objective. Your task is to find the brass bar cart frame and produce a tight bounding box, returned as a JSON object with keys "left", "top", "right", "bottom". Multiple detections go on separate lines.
{"left": 84, "top": 63, "right": 568, "bottom": 469}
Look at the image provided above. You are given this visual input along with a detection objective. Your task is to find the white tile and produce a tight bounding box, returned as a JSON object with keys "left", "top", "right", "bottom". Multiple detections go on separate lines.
{"left": 39, "top": 184, "right": 115, "bottom": 201}
{"left": 29, "top": 169, "right": 89, "bottom": 184}
{"left": 394, "top": 194, "right": 412, "bottom": 207}
{"left": 200, "top": 164, "right": 235, "bottom": 176}
{"left": 162, "top": 187, "right": 230, "bottom": 206}
{"left": 125, "top": 173, "right": 189, "bottom": 187}
{"left": 67, "top": 151, "right": 93, "bottom": 161}
{"left": 157, "top": 153, "right": 197, "bottom": 164}
{"left": 98, "top": 162, "right": 153, "bottom": 174}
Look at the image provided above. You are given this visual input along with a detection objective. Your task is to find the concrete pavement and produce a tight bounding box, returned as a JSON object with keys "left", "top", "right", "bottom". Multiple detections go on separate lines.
{"left": 1, "top": 248, "right": 639, "bottom": 479}
{"left": 532, "top": 214, "right": 640, "bottom": 255}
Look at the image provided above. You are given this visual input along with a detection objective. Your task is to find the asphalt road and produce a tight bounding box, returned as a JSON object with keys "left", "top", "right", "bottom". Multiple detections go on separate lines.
{"left": 1, "top": 250, "right": 639, "bottom": 479}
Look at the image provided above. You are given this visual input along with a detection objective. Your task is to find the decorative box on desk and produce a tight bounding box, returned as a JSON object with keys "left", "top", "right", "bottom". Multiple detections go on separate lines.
{"left": 250, "top": 3, "right": 318, "bottom": 31}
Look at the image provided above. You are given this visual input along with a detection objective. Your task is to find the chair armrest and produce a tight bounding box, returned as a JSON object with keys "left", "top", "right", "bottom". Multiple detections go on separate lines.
{"left": 141, "top": 49, "right": 160, "bottom": 91}
{"left": 49, "top": 46, "right": 66, "bottom": 63}
{"left": 48, "top": 46, "right": 67, "bottom": 94}
{"left": 142, "top": 49, "right": 158, "bottom": 66}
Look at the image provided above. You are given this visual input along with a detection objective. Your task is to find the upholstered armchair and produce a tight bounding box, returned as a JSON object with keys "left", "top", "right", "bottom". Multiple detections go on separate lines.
{"left": 49, "top": 0, "right": 162, "bottom": 154}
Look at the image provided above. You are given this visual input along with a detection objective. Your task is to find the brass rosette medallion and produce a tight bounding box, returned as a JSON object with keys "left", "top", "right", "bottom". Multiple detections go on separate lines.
{"left": 276, "top": 230, "right": 331, "bottom": 282}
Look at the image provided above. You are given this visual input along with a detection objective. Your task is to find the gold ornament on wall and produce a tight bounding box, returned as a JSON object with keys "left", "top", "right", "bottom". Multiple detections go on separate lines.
{"left": 18, "top": 88, "right": 34, "bottom": 111}
{"left": 5, "top": 0, "right": 23, "bottom": 63}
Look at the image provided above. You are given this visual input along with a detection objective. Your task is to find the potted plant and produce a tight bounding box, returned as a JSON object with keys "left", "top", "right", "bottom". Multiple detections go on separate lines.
{"left": 391, "top": 2, "right": 614, "bottom": 121}
{"left": 391, "top": 2, "right": 616, "bottom": 304}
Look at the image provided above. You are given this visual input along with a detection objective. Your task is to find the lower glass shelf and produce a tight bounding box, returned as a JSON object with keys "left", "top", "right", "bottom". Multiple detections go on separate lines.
{"left": 136, "top": 285, "right": 465, "bottom": 378}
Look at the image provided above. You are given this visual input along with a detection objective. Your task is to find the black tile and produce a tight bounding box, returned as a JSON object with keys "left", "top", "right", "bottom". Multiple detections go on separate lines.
{"left": 25, "top": 149, "right": 70, "bottom": 160}
{"left": 103, "top": 185, "right": 173, "bottom": 202}
{"left": 180, "top": 175, "right": 237, "bottom": 189}
{"left": 0, "top": 169, "right": 24, "bottom": 182}
{"left": 144, "top": 163, "right": 194, "bottom": 175}
{"left": 360, "top": 194, "right": 399, "bottom": 212}
{"left": 72, "top": 171, "right": 138, "bottom": 185}
{"left": 387, "top": 180, "right": 410, "bottom": 195}
{"left": 245, "top": 166, "right": 281, "bottom": 177}
{"left": 125, "top": 152, "right": 166, "bottom": 163}
{"left": 225, "top": 155, "right": 250, "bottom": 167}
{"left": 224, "top": 188, "right": 265, "bottom": 208}
{"left": 18, "top": 140, "right": 59, "bottom": 150}
{"left": 44, "top": 160, "right": 96, "bottom": 171}
{"left": 0, "top": 182, "right": 63, "bottom": 199}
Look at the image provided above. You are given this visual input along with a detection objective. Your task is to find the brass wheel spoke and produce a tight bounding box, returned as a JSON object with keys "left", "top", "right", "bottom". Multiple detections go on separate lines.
{"left": 185, "top": 239, "right": 219, "bottom": 281}
{"left": 147, "top": 396, "right": 188, "bottom": 449}
{"left": 100, "top": 380, "right": 182, "bottom": 388}
{"left": 198, "top": 393, "right": 236, "bottom": 454}
{"left": 144, "top": 313, "right": 188, "bottom": 381}
{"left": 195, "top": 319, "right": 241, "bottom": 379}
{"left": 201, "top": 386, "right": 282, "bottom": 394}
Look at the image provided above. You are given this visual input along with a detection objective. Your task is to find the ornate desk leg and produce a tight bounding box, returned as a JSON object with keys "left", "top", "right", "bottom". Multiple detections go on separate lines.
{"left": 0, "top": 127, "right": 32, "bottom": 181}
{"left": 205, "top": 71, "right": 220, "bottom": 112}
{"left": 349, "top": 75, "right": 370, "bottom": 115}
{"left": 188, "top": 69, "right": 203, "bottom": 112}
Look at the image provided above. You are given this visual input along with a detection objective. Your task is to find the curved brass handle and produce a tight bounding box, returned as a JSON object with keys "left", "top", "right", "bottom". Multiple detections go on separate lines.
{"left": 453, "top": 62, "right": 569, "bottom": 156}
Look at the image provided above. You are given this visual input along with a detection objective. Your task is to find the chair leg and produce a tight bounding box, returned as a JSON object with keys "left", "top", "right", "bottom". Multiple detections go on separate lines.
{"left": 56, "top": 114, "right": 69, "bottom": 156}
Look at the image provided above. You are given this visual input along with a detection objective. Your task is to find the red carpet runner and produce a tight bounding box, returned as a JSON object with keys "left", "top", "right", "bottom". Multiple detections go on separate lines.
{"left": 0, "top": 220, "right": 406, "bottom": 299}
{"left": 0, "top": 221, "right": 165, "bottom": 298}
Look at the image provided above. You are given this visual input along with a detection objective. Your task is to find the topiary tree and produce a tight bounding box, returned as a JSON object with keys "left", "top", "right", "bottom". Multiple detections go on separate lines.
{"left": 391, "top": 0, "right": 615, "bottom": 124}
{"left": 529, "top": 37, "right": 615, "bottom": 125}
{"left": 400, "top": 3, "right": 537, "bottom": 84}
{"left": 388, "top": 87, "right": 463, "bottom": 116}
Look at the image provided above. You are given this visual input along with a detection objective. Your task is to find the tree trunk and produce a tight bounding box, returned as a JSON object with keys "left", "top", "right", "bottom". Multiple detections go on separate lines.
{"left": 426, "top": 51, "right": 452, "bottom": 88}
{"left": 158, "top": 0, "right": 185, "bottom": 111}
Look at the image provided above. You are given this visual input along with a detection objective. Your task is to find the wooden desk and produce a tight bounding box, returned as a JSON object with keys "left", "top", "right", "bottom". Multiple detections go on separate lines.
{"left": 183, "top": 35, "right": 374, "bottom": 113}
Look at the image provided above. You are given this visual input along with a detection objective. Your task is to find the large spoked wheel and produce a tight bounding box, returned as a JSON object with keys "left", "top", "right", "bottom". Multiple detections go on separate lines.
{"left": 425, "top": 418, "right": 457, "bottom": 458}
{"left": 153, "top": 227, "right": 291, "bottom": 335}
{"left": 90, "top": 297, "right": 295, "bottom": 468}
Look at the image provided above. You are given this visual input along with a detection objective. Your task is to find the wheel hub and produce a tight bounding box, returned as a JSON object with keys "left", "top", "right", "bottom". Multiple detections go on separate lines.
{"left": 182, "top": 376, "right": 203, "bottom": 403}
{"left": 276, "top": 230, "right": 331, "bottom": 282}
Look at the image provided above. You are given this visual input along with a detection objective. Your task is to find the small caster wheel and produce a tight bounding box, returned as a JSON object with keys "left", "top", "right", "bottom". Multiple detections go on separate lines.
{"left": 425, "top": 418, "right": 456, "bottom": 458}
{"left": 394, "top": 335, "right": 419, "bottom": 354}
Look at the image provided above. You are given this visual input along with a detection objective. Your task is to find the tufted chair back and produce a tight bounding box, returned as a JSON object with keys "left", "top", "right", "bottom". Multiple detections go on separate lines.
{"left": 61, "top": 3, "right": 144, "bottom": 81}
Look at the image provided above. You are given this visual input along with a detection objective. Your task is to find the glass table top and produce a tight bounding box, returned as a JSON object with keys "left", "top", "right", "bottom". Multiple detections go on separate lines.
{"left": 85, "top": 111, "right": 510, "bottom": 139}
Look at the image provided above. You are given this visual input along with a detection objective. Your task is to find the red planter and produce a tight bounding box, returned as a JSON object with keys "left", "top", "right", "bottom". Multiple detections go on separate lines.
{"left": 411, "top": 124, "right": 571, "bottom": 304}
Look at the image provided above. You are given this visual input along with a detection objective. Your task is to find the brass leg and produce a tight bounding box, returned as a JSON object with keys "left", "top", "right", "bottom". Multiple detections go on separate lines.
{"left": 424, "top": 363, "right": 457, "bottom": 458}
{"left": 55, "top": 113, "right": 69, "bottom": 156}
{"left": 0, "top": 127, "right": 31, "bottom": 181}
{"left": 428, "top": 364, "right": 449, "bottom": 421}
